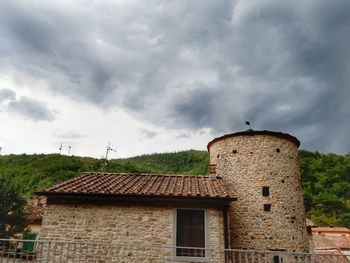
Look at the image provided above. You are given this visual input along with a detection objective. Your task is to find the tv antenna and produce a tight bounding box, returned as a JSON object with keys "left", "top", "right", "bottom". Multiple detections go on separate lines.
{"left": 105, "top": 142, "right": 117, "bottom": 160}
{"left": 102, "top": 142, "right": 117, "bottom": 171}
{"left": 59, "top": 143, "right": 63, "bottom": 154}
{"left": 68, "top": 146, "right": 72, "bottom": 156}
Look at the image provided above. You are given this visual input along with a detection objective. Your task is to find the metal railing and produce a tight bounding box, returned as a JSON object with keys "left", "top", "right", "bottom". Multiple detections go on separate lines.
{"left": 0, "top": 239, "right": 349, "bottom": 263}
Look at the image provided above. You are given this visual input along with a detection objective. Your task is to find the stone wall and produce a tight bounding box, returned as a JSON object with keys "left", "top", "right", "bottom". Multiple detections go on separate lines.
{"left": 39, "top": 204, "right": 225, "bottom": 262}
{"left": 209, "top": 134, "right": 309, "bottom": 252}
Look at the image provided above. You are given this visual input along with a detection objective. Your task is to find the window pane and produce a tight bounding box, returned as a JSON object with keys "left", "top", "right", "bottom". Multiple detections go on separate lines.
{"left": 262, "top": 186, "right": 270, "bottom": 196}
{"left": 273, "top": 256, "right": 283, "bottom": 263}
{"left": 176, "top": 209, "right": 205, "bottom": 257}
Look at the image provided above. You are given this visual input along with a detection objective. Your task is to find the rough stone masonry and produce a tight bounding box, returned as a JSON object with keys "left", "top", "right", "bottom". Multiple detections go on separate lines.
{"left": 208, "top": 131, "right": 310, "bottom": 252}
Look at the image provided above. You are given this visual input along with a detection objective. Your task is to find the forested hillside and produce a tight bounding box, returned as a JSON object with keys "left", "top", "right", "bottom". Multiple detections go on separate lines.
{"left": 299, "top": 150, "right": 350, "bottom": 227}
{"left": 0, "top": 150, "right": 349, "bottom": 227}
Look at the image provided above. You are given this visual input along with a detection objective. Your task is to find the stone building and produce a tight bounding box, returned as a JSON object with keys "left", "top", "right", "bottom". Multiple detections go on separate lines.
{"left": 37, "top": 129, "right": 309, "bottom": 262}
{"left": 207, "top": 130, "right": 309, "bottom": 253}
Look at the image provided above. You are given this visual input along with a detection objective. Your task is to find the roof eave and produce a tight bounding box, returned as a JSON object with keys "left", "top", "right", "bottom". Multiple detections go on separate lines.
{"left": 35, "top": 191, "right": 236, "bottom": 202}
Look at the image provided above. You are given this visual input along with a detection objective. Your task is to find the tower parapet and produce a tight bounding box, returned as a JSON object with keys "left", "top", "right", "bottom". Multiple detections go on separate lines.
{"left": 208, "top": 129, "right": 309, "bottom": 252}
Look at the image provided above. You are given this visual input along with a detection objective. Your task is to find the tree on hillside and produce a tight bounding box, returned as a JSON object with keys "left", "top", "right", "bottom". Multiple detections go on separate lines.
{"left": 0, "top": 178, "right": 28, "bottom": 239}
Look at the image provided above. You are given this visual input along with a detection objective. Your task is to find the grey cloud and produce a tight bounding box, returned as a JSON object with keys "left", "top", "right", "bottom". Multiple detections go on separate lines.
{"left": 0, "top": 89, "right": 16, "bottom": 102}
{"left": 169, "top": 85, "right": 222, "bottom": 130}
{"left": 176, "top": 132, "right": 191, "bottom": 139}
{"left": 0, "top": 0, "right": 349, "bottom": 153}
{"left": 8, "top": 96, "right": 56, "bottom": 121}
{"left": 54, "top": 132, "right": 87, "bottom": 140}
{"left": 140, "top": 128, "right": 157, "bottom": 139}
{"left": 0, "top": 88, "right": 56, "bottom": 121}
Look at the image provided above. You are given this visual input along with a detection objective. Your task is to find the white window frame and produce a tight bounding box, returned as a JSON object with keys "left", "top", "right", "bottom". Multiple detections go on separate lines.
{"left": 172, "top": 208, "right": 210, "bottom": 262}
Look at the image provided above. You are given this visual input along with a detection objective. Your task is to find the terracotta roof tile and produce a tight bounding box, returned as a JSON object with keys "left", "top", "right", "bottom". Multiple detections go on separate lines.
{"left": 313, "top": 235, "right": 337, "bottom": 250}
{"left": 37, "top": 172, "right": 233, "bottom": 200}
{"left": 313, "top": 235, "right": 350, "bottom": 250}
{"left": 312, "top": 227, "right": 350, "bottom": 233}
{"left": 26, "top": 197, "right": 46, "bottom": 222}
{"left": 326, "top": 236, "right": 350, "bottom": 249}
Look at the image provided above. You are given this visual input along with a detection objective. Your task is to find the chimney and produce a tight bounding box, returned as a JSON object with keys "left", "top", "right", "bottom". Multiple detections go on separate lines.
{"left": 208, "top": 164, "right": 217, "bottom": 180}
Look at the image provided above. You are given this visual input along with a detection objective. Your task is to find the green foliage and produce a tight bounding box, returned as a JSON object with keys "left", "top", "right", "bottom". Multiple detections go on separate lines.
{"left": 299, "top": 150, "right": 350, "bottom": 227}
{"left": 107, "top": 150, "right": 209, "bottom": 175}
{"left": 0, "top": 154, "right": 103, "bottom": 197}
{"left": 0, "top": 151, "right": 208, "bottom": 197}
{"left": 0, "top": 149, "right": 349, "bottom": 228}
{"left": 0, "top": 177, "right": 28, "bottom": 238}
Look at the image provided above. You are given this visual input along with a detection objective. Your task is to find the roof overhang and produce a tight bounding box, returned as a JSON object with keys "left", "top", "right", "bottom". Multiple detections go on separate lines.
{"left": 38, "top": 192, "right": 236, "bottom": 210}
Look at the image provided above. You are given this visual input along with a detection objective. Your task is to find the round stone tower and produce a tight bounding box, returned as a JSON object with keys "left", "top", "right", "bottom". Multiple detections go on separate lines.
{"left": 207, "top": 130, "right": 309, "bottom": 252}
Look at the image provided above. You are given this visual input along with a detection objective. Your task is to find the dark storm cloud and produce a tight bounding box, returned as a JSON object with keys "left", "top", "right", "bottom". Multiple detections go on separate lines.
{"left": 0, "top": 0, "right": 349, "bottom": 153}
{"left": 8, "top": 96, "right": 56, "bottom": 121}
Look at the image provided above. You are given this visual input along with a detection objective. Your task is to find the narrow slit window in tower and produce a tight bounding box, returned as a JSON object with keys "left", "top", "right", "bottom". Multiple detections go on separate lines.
{"left": 276, "top": 148, "right": 280, "bottom": 153}
{"left": 262, "top": 186, "right": 270, "bottom": 197}
{"left": 264, "top": 204, "right": 271, "bottom": 212}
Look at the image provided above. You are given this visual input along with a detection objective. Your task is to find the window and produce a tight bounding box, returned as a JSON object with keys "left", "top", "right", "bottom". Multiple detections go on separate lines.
{"left": 264, "top": 204, "right": 272, "bottom": 212}
{"left": 175, "top": 209, "right": 206, "bottom": 258}
{"left": 273, "top": 255, "right": 283, "bottom": 263}
{"left": 262, "top": 187, "right": 270, "bottom": 197}
{"left": 208, "top": 164, "right": 216, "bottom": 175}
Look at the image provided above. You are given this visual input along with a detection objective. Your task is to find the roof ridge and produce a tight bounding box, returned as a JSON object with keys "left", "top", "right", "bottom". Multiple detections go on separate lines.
{"left": 81, "top": 172, "right": 212, "bottom": 178}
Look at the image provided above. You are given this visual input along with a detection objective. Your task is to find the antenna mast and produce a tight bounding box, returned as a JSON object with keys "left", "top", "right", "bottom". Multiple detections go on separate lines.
{"left": 103, "top": 142, "right": 117, "bottom": 171}
{"left": 105, "top": 142, "right": 117, "bottom": 160}
{"left": 68, "top": 146, "right": 72, "bottom": 156}
{"left": 59, "top": 143, "right": 63, "bottom": 154}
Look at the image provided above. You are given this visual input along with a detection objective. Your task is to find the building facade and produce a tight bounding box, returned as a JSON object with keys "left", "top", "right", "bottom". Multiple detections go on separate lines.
{"left": 38, "top": 173, "right": 232, "bottom": 262}
{"left": 37, "top": 129, "right": 310, "bottom": 262}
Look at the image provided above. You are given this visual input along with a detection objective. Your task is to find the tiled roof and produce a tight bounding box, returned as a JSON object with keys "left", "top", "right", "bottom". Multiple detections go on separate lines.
{"left": 326, "top": 236, "right": 350, "bottom": 249}
{"left": 313, "top": 235, "right": 350, "bottom": 250}
{"left": 37, "top": 172, "right": 233, "bottom": 200}
{"left": 313, "top": 235, "right": 337, "bottom": 250}
{"left": 314, "top": 249, "right": 344, "bottom": 256}
{"left": 26, "top": 197, "right": 46, "bottom": 222}
{"left": 312, "top": 227, "right": 350, "bottom": 233}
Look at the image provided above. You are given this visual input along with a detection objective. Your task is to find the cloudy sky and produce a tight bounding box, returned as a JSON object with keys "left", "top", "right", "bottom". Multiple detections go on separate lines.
{"left": 0, "top": 0, "right": 349, "bottom": 158}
